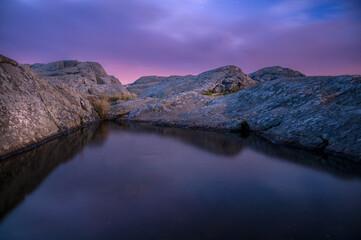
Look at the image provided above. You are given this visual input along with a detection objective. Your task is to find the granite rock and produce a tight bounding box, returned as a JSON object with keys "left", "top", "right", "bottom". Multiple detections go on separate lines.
{"left": 126, "top": 65, "right": 255, "bottom": 98}
{"left": 0, "top": 58, "right": 99, "bottom": 157}
{"left": 116, "top": 73, "right": 361, "bottom": 160}
{"left": 249, "top": 66, "right": 305, "bottom": 83}
{"left": 31, "top": 60, "right": 135, "bottom": 100}
{"left": 2, "top": 55, "right": 360, "bottom": 161}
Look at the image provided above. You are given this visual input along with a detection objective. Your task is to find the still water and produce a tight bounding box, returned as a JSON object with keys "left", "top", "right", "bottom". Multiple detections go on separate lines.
{"left": 0, "top": 122, "right": 361, "bottom": 240}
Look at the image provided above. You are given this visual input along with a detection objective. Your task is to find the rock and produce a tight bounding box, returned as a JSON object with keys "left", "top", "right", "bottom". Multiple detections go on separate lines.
{"left": 249, "top": 66, "right": 305, "bottom": 83}
{"left": 0, "top": 59, "right": 99, "bottom": 157}
{"left": 2, "top": 54, "right": 360, "bottom": 161}
{"left": 111, "top": 91, "right": 216, "bottom": 121}
{"left": 0, "top": 54, "right": 18, "bottom": 66}
{"left": 85, "top": 84, "right": 133, "bottom": 101}
{"left": 31, "top": 60, "right": 118, "bottom": 84}
{"left": 116, "top": 74, "right": 361, "bottom": 160}
{"left": 125, "top": 76, "right": 167, "bottom": 96}
{"left": 126, "top": 65, "right": 255, "bottom": 98}
{"left": 31, "top": 60, "right": 135, "bottom": 100}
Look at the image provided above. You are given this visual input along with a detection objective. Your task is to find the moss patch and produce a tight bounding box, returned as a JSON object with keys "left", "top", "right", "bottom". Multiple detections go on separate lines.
{"left": 222, "top": 89, "right": 241, "bottom": 95}
{"left": 201, "top": 91, "right": 214, "bottom": 96}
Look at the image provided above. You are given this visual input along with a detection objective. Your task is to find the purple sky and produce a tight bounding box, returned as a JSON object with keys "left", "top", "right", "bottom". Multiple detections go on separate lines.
{"left": 1, "top": 0, "right": 360, "bottom": 84}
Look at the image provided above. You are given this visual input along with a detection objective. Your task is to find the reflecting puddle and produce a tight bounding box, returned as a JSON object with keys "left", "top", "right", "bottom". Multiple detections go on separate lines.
{"left": 0, "top": 122, "right": 361, "bottom": 240}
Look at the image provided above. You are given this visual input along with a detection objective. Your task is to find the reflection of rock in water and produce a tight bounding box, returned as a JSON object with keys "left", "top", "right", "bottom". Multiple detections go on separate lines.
{"left": 241, "top": 134, "right": 361, "bottom": 180}
{"left": 113, "top": 122, "right": 245, "bottom": 156}
{"left": 0, "top": 124, "right": 99, "bottom": 221}
{"left": 110, "top": 122, "right": 361, "bottom": 180}
{"left": 1, "top": 122, "right": 361, "bottom": 223}
{"left": 87, "top": 123, "right": 112, "bottom": 147}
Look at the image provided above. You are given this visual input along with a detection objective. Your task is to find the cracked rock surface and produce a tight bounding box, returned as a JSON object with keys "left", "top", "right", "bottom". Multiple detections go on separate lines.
{"left": 0, "top": 60, "right": 99, "bottom": 157}
{"left": 30, "top": 60, "right": 135, "bottom": 100}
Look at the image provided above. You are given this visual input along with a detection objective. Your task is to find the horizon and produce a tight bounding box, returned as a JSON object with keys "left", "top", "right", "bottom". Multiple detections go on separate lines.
{"left": 1, "top": 0, "right": 360, "bottom": 84}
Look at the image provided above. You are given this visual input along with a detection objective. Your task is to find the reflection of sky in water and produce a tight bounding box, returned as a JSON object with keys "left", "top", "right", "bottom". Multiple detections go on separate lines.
{"left": 0, "top": 123, "right": 361, "bottom": 240}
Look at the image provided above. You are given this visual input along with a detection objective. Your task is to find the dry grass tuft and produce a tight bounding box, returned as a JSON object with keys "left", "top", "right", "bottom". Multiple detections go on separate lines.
{"left": 87, "top": 96, "right": 110, "bottom": 118}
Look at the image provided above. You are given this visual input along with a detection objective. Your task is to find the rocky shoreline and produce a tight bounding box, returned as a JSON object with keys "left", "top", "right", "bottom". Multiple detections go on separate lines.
{"left": 1, "top": 54, "right": 360, "bottom": 161}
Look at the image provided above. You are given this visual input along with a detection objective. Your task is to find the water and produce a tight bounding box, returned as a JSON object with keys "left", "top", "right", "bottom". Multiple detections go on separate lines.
{"left": 1, "top": 122, "right": 361, "bottom": 240}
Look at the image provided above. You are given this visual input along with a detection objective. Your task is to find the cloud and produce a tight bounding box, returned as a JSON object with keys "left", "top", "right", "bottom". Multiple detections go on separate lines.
{"left": 0, "top": 0, "right": 360, "bottom": 83}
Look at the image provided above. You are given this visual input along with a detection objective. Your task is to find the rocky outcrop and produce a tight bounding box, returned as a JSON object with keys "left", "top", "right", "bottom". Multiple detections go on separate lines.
{"left": 126, "top": 65, "right": 255, "bottom": 98}
{"left": 0, "top": 54, "right": 18, "bottom": 67}
{"left": 31, "top": 60, "right": 119, "bottom": 85}
{"left": 31, "top": 60, "right": 135, "bottom": 100}
{"left": 0, "top": 57, "right": 99, "bottom": 158}
{"left": 1, "top": 54, "right": 360, "bottom": 161}
{"left": 249, "top": 66, "right": 305, "bottom": 83}
{"left": 115, "top": 72, "right": 361, "bottom": 161}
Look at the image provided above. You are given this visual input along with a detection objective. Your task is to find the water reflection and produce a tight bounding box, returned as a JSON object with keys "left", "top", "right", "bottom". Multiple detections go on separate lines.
{"left": 114, "top": 122, "right": 361, "bottom": 179}
{"left": 0, "top": 124, "right": 99, "bottom": 221}
{"left": 0, "top": 122, "right": 361, "bottom": 239}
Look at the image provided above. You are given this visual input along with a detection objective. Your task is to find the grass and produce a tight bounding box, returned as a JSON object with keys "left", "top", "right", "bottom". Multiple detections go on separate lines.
{"left": 87, "top": 92, "right": 134, "bottom": 118}
{"left": 222, "top": 89, "right": 241, "bottom": 95}
{"left": 202, "top": 88, "right": 241, "bottom": 96}
{"left": 202, "top": 90, "right": 214, "bottom": 96}
{"left": 87, "top": 96, "right": 110, "bottom": 119}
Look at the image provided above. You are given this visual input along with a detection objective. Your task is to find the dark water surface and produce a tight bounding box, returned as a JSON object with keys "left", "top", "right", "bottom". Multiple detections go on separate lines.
{"left": 1, "top": 122, "right": 361, "bottom": 240}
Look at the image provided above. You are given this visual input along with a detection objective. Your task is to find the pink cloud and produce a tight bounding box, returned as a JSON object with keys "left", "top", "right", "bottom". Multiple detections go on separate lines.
{"left": 0, "top": 0, "right": 360, "bottom": 83}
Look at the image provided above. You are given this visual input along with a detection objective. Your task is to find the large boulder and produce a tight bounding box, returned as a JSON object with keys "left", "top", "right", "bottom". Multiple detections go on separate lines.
{"left": 31, "top": 60, "right": 135, "bottom": 100}
{"left": 249, "top": 66, "right": 305, "bottom": 83}
{"left": 0, "top": 56, "right": 99, "bottom": 158}
{"left": 30, "top": 60, "right": 119, "bottom": 85}
{"left": 126, "top": 65, "right": 255, "bottom": 98}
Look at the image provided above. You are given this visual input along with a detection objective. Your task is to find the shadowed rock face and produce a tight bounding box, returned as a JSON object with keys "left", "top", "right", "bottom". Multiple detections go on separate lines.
{"left": 0, "top": 58, "right": 99, "bottom": 157}
{"left": 31, "top": 60, "right": 135, "bottom": 100}
{"left": 249, "top": 66, "right": 305, "bottom": 83}
{"left": 126, "top": 65, "right": 255, "bottom": 98}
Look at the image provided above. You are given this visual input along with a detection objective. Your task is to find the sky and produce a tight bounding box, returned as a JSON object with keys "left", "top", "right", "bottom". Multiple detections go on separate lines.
{"left": 0, "top": 0, "right": 360, "bottom": 84}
